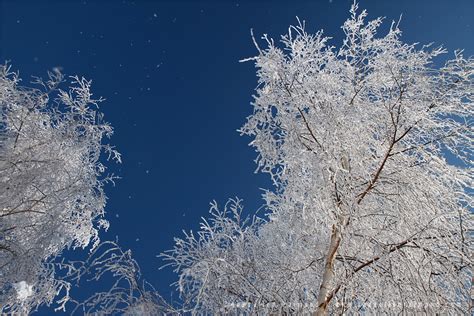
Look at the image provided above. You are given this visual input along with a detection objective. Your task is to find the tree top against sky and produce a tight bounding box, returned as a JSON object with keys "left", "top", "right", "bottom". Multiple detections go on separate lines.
{"left": 0, "top": 1, "right": 472, "bottom": 314}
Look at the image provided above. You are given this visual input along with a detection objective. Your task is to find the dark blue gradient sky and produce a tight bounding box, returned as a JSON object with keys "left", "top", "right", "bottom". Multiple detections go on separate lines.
{"left": 1, "top": 0, "right": 473, "bottom": 309}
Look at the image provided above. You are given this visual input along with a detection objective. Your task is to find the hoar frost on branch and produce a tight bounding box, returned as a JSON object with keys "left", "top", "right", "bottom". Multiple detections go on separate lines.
{"left": 0, "top": 64, "right": 122, "bottom": 313}
{"left": 59, "top": 241, "right": 168, "bottom": 315}
{"left": 165, "top": 3, "right": 473, "bottom": 315}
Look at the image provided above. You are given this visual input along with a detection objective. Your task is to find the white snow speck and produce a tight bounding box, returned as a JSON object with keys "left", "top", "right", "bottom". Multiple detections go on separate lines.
{"left": 14, "top": 281, "right": 33, "bottom": 301}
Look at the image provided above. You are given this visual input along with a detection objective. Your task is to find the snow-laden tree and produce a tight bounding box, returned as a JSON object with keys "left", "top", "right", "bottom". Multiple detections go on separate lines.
{"left": 63, "top": 241, "right": 168, "bottom": 315}
{"left": 165, "top": 3, "right": 473, "bottom": 314}
{"left": 0, "top": 64, "right": 121, "bottom": 313}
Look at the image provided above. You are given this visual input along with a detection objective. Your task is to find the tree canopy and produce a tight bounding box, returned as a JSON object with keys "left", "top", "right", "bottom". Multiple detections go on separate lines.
{"left": 0, "top": 65, "right": 120, "bottom": 313}
{"left": 165, "top": 3, "right": 473, "bottom": 314}
{"left": 1, "top": 2, "right": 472, "bottom": 315}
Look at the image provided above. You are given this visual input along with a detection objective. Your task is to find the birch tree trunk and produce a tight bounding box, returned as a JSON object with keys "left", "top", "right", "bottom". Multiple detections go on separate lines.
{"left": 314, "top": 224, "right": 341, "bottom": 316}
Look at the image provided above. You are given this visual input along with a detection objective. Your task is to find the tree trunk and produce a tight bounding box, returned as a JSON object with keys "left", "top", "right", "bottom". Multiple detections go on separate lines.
{"left": 314, "top": 224, "right": 341, "bottom": 316}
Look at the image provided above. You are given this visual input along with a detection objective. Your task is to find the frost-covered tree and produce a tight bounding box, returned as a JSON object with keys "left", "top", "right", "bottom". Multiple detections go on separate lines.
{"left": 0, "top": 64, "right": 121, "bottom": 313}
{"left": 64, "top": 241, "right": 168, "bottom": 315}
{"left": 165, "top": 3, "right": 473, "bottom": 314}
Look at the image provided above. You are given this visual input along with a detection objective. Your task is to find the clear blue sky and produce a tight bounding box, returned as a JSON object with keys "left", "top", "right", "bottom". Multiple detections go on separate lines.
{"left": 1, "top": 0, "right": 473, "bottom": 311}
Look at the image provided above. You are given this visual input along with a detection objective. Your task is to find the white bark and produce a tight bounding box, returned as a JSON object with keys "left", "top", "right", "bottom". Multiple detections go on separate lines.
{"left": 315, "top": 224, "right": 341, "bottom": 316}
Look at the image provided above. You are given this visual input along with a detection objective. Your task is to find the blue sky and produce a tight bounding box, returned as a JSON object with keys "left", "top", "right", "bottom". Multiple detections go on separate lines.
{"left": 1, "top": 0, "right": 473, "bottom": 310}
